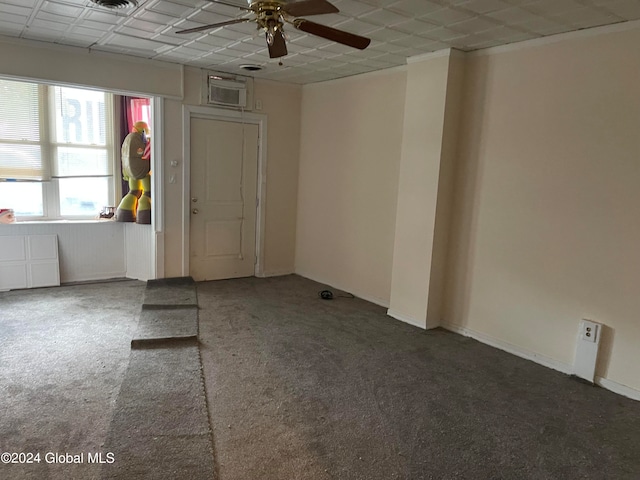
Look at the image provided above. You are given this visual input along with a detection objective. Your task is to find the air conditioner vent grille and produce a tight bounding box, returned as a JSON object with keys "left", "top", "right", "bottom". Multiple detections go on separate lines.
{"left": 90, "top": 0, "right": 138, "bottom": 9}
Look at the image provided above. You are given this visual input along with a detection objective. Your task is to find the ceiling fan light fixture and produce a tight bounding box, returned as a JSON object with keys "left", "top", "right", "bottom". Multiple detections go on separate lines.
{"left": 89, "top": 0, "right": 138, "bottom": 9}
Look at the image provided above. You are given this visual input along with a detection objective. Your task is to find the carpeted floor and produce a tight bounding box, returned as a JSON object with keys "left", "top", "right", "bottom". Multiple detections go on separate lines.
{"left": 197, "top": 275, "right": 640, "bottom": 480}
{"left": 0, "top": 280, "right": 146, "bottom": 480}
{"left": 2, "top": 275, "right": 640, "bottom": 480}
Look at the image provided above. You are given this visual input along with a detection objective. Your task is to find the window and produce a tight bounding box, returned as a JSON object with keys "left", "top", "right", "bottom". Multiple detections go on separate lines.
{"left": 0, "top": 78, "right": 116, "bottom": 220}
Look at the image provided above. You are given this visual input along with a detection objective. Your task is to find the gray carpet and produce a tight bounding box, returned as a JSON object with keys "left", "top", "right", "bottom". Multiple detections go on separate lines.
{"left": 0, "top": 280, "right": 146, "bottom": 480}
{"left": 102, "top": 277, "right": 214, "bottom": 480}
{"left": 2, "top": 275, "right": 639, "bottom": 480}
{"left": 197, "top": 275, "right": 640, "bottom": 480}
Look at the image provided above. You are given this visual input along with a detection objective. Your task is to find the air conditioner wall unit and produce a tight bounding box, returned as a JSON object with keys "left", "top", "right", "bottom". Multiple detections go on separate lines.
{"left": 201, "top": 71, "right": 254, "bottom": 110}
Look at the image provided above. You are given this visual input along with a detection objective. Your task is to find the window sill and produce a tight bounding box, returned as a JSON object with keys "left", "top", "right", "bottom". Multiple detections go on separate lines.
{"left": 2, "top": 219, "right": 119, "bottom": 225}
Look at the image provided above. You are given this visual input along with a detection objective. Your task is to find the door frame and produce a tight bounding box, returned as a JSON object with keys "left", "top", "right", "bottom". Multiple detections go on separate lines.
{"left": 181, "top": 105, "right": 268, "bottom": 278}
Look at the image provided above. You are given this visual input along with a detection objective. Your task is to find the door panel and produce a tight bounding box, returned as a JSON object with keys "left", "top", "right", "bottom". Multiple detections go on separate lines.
{"left": 190, "top": 117, "right": 258, "bottom": 281}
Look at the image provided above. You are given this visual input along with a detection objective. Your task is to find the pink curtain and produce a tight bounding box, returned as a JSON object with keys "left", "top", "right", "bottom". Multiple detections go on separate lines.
{"left": 126, "top": 97, "right": 151, "bottom": 132}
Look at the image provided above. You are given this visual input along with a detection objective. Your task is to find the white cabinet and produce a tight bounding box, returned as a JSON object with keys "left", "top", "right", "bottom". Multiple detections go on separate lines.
{"left": 0, "top": 235, "right": 60, "bottom": 290}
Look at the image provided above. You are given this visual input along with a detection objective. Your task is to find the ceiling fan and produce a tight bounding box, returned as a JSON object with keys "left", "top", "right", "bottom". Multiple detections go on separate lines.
{"left": 176, "top": 0, "right": 371, "bottom": 59}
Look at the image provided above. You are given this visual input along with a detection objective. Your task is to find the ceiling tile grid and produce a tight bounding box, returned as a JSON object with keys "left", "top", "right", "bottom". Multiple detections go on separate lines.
{"left": 0, "top": 0, "right": 637, "bottom": 84}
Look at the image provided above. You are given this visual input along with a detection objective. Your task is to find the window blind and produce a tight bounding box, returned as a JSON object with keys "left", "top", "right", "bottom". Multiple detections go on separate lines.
{"left": 0, "top": 79, "right": 49, "bottom": 180}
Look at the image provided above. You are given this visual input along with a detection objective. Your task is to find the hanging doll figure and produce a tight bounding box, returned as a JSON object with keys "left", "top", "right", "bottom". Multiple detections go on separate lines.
{"left": 116, "top": 121, "right": 151, "bottom": 224}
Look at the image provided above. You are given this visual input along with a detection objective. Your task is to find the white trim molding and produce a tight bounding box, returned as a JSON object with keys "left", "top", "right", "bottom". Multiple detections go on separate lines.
{"left": 181, "top": 105, "right": 268, "bottom": 278}
{"left": 387, "top": 309, "right": 426, "bottom": 329}
{"left": 441, "top": 322, "right": 640, "bottom": 402}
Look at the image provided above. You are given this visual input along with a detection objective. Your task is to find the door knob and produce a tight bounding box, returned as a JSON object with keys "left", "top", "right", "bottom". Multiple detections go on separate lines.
{"left": 192, "top": 208, "right": 199, "bottom": 214}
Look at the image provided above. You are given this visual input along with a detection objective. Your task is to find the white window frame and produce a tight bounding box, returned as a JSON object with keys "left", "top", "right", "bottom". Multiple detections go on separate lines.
{"left": 0, "top": 78, "right": 118, "bottom": 221}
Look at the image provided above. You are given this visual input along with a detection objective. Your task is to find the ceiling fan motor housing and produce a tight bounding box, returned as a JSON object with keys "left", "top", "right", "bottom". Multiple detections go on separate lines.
{"left": 90, "top": 0, "right": 138, "bottom": 8}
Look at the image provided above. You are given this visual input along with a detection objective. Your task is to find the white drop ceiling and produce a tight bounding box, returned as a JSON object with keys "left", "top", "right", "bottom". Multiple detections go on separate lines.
{"left": 0, "top": 0, "right": 639, "bottom": 84}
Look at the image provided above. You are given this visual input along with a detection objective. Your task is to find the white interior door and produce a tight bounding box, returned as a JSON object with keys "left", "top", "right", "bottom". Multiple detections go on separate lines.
{"left": 189, "top": 117, "right": 259, "bottom": 281}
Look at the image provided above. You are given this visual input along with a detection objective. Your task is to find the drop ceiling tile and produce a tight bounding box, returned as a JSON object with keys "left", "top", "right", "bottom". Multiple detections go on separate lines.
{"left": 0, "top": 12, "right": 28, "bottom": 25}
{"left": 601, "top": 0, "right": 640, "bottom": 18}
{"left": 22, "top": 28, "right": 66, "bottom": 42}
{"left": 391, "top": 18, "right": 439, "bottom": 35}
{"left": 60, "top": 34, "right": 97, "bottom": 47}
{"left": 316, "top": 42, "right": 358, "bottom": 55}
{"left": 1, "top": 0, "right": 39, "bottom": 7}
{"left": 331, "top": 18, "right": 381, "bottom": 35}
{"left": 448, "top": 16, "right": 500, "bottom": 34}
{"left": 419, "top": 7, "right": 475, "bottom": 25}
{"left": 387, "top": 0, "right": 443, "bottom": 16}
{"left": 359, "top": 8, "right": 412, "bottom": 27}
{"left": 367, "top": 27, "right": 412, "bottom": 41}
{"left": 41, "top": 1, "right": 83, "bottom": 17}
{"left": 135, "top": 10, "right": 179, "bottom": 25}
{"left": 201, "top": 0, "right": 248, "bottom": 17}
{"left": 289, "top": 34, "right": 332, "bottom": 49}
{"left": 456, "top": 0, "right": 511, "bottom": 14}
{"left": 108, "top": 33, "right": 168, "bottom": 52}
{"left": 332, "top": 0, "right": 378, "bottom": 16}
{"left": 68, "top": 25, "right": 108, "bottom": 38}
{"left": 192, "top": 33, "right": 238, "bottom": 48}
{"left": 486, "top": 6, "right": 542, "bottom": 23}
{"left": 84, "top": 10, "right": 125, "bottom": 24}
{"left": 358, "top": 0, "right": 402, "bottom": 8}
{"left": 422, "top": 26, "right": 468, "bottom": 42}
{"left": 31, "top": 18, "right": 69, "bottom": 32}
{"left": 515, "top": 16, "right": 567, "bottom": 35}
{"left": 550, "top": 8, "right": 621, "bottom": 29}
{"left": 0, "top": 3, "right": 32, "bottom": 16}
{"left": 35, "top": 11, "right": 77, "bottom": 25}
{"left": 124, "top": 18, "right": 167, "bottom": 33}
{"left": 268, "top": 55, "right": 306, "bottom": 66}
{"left": 75, "top": 19, "right": 116, "bottom": 32}
{"left": 524, "top": 0, "right": 585, "bottom": 16}
{"left": 187, "top": 9, "right": 239, "bottom": 25}
{"left": 166, "top": 44, "right": 208, "bottom": 57}
{"left": 148, "top": 0, "right": 192, "bottom": 17}
{"left": 148, "top": 32, "right": 184, "bottom": 45}
{"left": 199, "top": 51, "right": 240, "bottom": 63}
{"left": 308, "top": 57, "right": 351, "bottom": 70}
{"left": 227, "top": 39, "right": 264, "bottom": 53}
{"left": 0, "top": 21, "right": 23, "bottom": 34}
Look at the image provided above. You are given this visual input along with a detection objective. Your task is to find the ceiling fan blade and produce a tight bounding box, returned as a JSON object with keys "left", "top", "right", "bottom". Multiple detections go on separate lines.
{"left": 282, "top": 0, "right": 339, "bottom": 17}
{"left": 204, "top": 0, "right": 253, "bottom": 11}
{"left": 176, "top": 17, "right": 250, "bottom": 34}
{"left": 293, "top": 19, "right": 370, "bottom": 50}
{"left": 267, "top": 29, "right": 288, "bottom": 58}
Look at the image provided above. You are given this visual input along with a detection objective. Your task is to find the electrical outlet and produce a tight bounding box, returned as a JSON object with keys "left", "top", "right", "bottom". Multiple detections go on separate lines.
{"left": 581, "top": 320, "right": 598, "bottom": 343}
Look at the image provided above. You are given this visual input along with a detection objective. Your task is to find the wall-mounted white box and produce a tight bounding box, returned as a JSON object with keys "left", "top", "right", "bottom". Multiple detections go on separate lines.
{"left": 573, "top": 319, "right": 602, "bottom": 383}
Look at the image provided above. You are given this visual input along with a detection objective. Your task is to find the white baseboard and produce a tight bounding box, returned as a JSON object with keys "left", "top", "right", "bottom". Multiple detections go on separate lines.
{"left": 441, "top": 322, "right": 640, "bottom": 402}
{"left": 258, "top": 269, "right": 294, "bottom": 278}
{"left": 387, "top": 309, "right": 426, "bottom": 329}
{"left": 595, "top": 377, "right": 640, "bottom": 402}
{"left": 441, "top": 322, "right": 574, "bottom": 375}
{"left": 294, "top": 270, "right": 390, "bottom": 308}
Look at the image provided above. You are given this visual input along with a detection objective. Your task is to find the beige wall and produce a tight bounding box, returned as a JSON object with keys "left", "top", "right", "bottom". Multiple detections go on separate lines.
{"left": 253, "top": 80, "right": 302, "bottom": 276}
{"left": 388, "top": 52, "right": 464, "bottom": 328}
{"left": 444, "top": 27, "right": 640, "bottom": 392}
{"left": 0, "top": 39, "right": 301, "bottom": 280}
{"left": 163, "top": 68, "right": 302, "bottom": 278}
{"left": 295, "top": 70, "right": 406, "bottom": 305}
